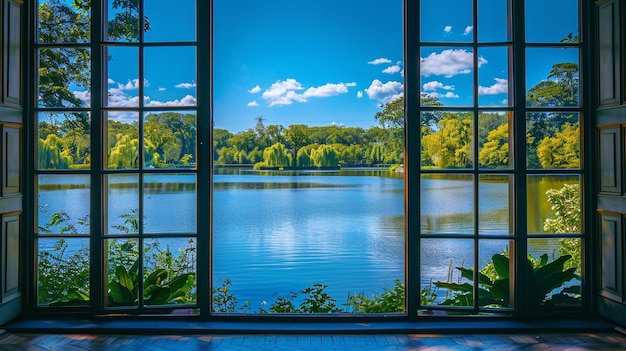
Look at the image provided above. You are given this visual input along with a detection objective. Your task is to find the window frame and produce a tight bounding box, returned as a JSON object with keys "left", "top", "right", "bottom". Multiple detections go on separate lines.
{"left": 24, "top": 0, "right": 593, "bottom": 320}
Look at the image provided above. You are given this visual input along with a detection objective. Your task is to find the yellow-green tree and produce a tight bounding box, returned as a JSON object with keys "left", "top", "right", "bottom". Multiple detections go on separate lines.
{"left": 310, "top": 145, "right": 339, "bottom": 168}
{"left": 479, "top": 124, "right": 509, "bottom": 168}
{"left": 422, "top": 115, "right": 473, "bottom": 168}
{"left": 537, "top": 122, "right": 580, "bottom": 169}
{"left": 261, "top": 142, "right": 291, "bottom": 168}
{"left": 108, "top": 133, "right": 139, "bottom": 169}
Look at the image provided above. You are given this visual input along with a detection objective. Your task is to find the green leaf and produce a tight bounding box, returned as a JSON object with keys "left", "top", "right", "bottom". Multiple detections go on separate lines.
{"left": 115, "top": 266, "right": 133, "bottom": 291}
{"left": 492, "top": 254, "right": 509, "bottom": 279}
{"left": 147, "top": 286, "right": 171, "bottom": 305}
{"left": 168, "top": 273, "right": 195, "bottom": 293}
{"left": 109, "top": 280, "right": 135, "bottom": 304}
{"left": 144, "top": 268, "right": 167, "bottom": 286}
{"left": 490, "top": 278, "right": 510, "bottom": 303}
{"left": 433, "top": 282, "right": 474, "bottom": 293}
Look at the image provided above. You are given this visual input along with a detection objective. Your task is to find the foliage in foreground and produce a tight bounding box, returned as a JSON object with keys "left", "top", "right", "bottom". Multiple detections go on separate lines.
{"left": 433, "top": 253, "right": 580, "bottom": 311}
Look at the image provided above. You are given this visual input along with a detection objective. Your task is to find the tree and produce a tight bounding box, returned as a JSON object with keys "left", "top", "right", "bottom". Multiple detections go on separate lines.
{"left": 422, "top": 114, "right": 473, "bottom": 168}
{"left": 284, "top": 124, "right": 310, "bottom": 166}
{"left": 310, "top": 145, "right": 339, "bottom": 168}
{"left": 537, "top": 122, "right": 580, "bottom": 169}
{"left": 527, "top": 63, "right": 579, "bottom": 107}
{"left": 260, "top": 143, "right": 291, "bottom": 168}
{"left": 479, "top": 124, "right": 509, "bottom": 168}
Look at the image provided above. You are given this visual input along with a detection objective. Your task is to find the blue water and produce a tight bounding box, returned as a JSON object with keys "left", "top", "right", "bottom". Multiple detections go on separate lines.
{"left": 36, "top": 170, "right": 573, "bottom": 308}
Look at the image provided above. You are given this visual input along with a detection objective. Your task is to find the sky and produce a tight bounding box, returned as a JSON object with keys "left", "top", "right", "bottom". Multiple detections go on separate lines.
{"left": 58, "top": 0, "right": 580, "bottom": 132}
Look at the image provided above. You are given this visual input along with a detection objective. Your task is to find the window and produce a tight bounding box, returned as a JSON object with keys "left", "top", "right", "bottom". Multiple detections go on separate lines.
{"left": 30, "top": 0, "right": 587, "bottom": 318}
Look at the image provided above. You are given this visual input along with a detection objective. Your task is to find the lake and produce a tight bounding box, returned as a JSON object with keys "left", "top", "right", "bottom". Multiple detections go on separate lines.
{"left": 36, "top": 169, "right": 578, "bottom": 308}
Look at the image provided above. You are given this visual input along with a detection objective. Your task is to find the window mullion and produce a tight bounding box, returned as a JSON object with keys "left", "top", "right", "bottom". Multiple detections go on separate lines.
{"left": 197, "top": 0, "right": 212, "bottom": 318}
{"left": 90, "top": 0, "right": 104, "bottom": 315}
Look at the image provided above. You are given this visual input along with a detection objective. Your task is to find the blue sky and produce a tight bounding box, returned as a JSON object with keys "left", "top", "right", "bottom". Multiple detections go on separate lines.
{"left": 60, "top": 0, "right": 580, "bottom": 131}
{"left": 213, "top": 0, "right": 403, "bottom": 132}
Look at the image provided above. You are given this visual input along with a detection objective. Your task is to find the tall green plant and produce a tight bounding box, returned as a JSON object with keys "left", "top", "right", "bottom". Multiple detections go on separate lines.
{"left": 434, "top": 253, "right": 580, "bottom": 310}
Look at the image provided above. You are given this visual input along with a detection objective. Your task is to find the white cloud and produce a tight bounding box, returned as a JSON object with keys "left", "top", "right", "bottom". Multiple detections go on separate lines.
{"left": 501, "top": 99, "right": 509, "bottom": 105}
{"left": 382, "top": 65, "right": 402, "bottom": 74}
{"left": 420, "top": 49, "right": 487, "bottom": 77}
{"left": 365, "top": 79, "right": 404, "bottom": 103}
{"left": 73, "top": 91, "right": 91, "bottom": 105}
{"left": 463, "top": 26, "right": 473, "bottom": 35}
{"left": 478, "top": 78, "right": 508, "bottom": 95}
{"left": 107, "top": 78, "right": 115, "bottom": 84}
{"left": 158, "top": 87, "right": 166, "bottom": 91}
{"left": 261, "top": 79, "right": 354, "bottom": 106}
{"left": 423, "top": 91, "right": 459, "bottom": 99}
{"left": 422, "top": 81, "right": 455, "bottom": 91}
{"left": 175, "top": 82, "right": 196, "bottom": 89}
{"left": 247, "top": 100, "right": 259, "bottom": 107}
{"left": 303, "top": 82, "right": 354, "bottom": 98}
{"left": 368, "top": 58, "right": 392, "bottom": 65}
{"left": 249, "top": 85, "right": 262, "bottom": 94}
{"left": 357, "top": 91, "right": 363, "bottom": 98}
{"left": 444, "top": 25, "right": 452, "bottom": 33}
{"left": 146, "top": 94, "right": 196, "bottom": 107}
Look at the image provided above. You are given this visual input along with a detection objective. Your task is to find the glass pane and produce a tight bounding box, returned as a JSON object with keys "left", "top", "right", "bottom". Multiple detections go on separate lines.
{"left": 421, "top": 47, "right": 475, "bottom": 107}
{"left": 143, "top": 174, "right": 196, "bottom": 234}
{"left": 525, "top": 0, "right": 579, "bottom": 43}
{"left": 37, "top": 174, "right": 90, "bottom": 234}
{"left": 526, "top": 48, "right": 579, "bottom": 107}
{"left": 143, "top": 46, "right": 197, "bottom": 107}
{"left": 478, "top": 0, "right": 510, "bottom": 42}
{"left": 526, "top": 112, "right": 580, "bottom": 169}
{"left": 105, "top": 238, "right": 139, "bottom": 307}
{"left": 105, "top": 0, "right": 139, "bottom": 42}
{"left": 421, "top": 174, "right": 474, "bottom": 234}
{"left": 38, "top": 48, "right": 91, "bottom": 108}
{"left": 421, "top": 238, "right": 475, "bottom": 308}
{"left": 479, "top": 175, "right": 513, "bottom": 235}
{"left": 478, "top": 240, "right": 512, "bottom": 308}
{"left": 527, "top": 238, "right": 582, "bottom": 309}
{"left": 420, "top": 0, "right": 473, "bottom": 42}
{"left": 144, "top": 0, "right": 196, "bottom": 42}
{"left": 143, "top": 111, "right": 197, "bottom": 169}
{"left": 478, "top": 47, "right": 511, "bottom": 107}
{"left": 144, "top": 238, "right": 197, "bottom": 305}
{"left": 38, "top": 0, "right": 90, "bottom": 43}
{"left": 105, "top": 174, "right": 139, "bottom": 235}
{"left": 105, "top": 111, "right": 139, "bottom": 169}
{"left": 37, "top": 238, "right": 90, "bottom": 306}
{"left": 213, "top": 170, "right": 405, "bottom": 314}
{"left": 421, "top": 111, "right": 474, "bottom": 169}
{"left": 105, "top": 46, "right": 139, "bottom": 107}
{"left": 527, "top": 175, "right": 580, "bottom": 234}
{"left": 213, "top": 0, "right": 404, "bottom": 315}
{"left": 478, "top": 111, "right": 511, "bottom": 169}
{"left": 37, "top": 112, "right": 91, "bottom": 170}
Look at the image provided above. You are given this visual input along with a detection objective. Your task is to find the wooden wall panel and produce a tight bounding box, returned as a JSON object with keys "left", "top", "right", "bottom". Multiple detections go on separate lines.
{"left": 1, "top": 213, "right": 18, "bottom": 300}
{"left": 598, "top": 213, "right": 623, "bottom": 302}
{"left": 598, "top": 126, "right": 621, "bottom": 193}
{"left": 3, "top": 1, "right": 19, "bottom": 106}
{"left": 598, "top": 0, "right": 621, "bottom": 107}
{"left": 2, "top": 125, "right": 19, "bottom": 195}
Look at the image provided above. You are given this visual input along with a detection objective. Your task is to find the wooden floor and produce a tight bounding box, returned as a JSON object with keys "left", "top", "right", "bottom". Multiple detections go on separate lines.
{"left": 0, "top": 330, "right": 625, "bottom": 350}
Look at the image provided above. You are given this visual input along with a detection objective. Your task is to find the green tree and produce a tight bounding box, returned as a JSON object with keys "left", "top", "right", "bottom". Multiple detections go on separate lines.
{"left": 310, "top": 145, "right": 339, "bottom": 168}
{"left": 285, "top": 124, "right": 310, "bottom": 166}
{"left": 260, "top": 142, "right": 291, "bottom": 168}
{"left": 422, "top": 114, "right": 473, "bottom": 168}
{"left": 108, "top": 133, "right": 139, "bottom": 169}
{"left": 479, "top": 124, "right": 509, "bottom": 168}
{"left": 38, "top": 134, "right": 72, "bottom": 169}
{"left": 527, "top": 63, "right": 579, "bottom": 107}
{"left": 537, "top": 122, "right": 580, "bottom": 169}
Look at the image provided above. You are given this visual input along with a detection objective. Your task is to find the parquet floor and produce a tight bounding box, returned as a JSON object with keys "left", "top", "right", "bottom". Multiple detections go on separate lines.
{"left": 0, "top": 331, "right": 625, "bottom": 351}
